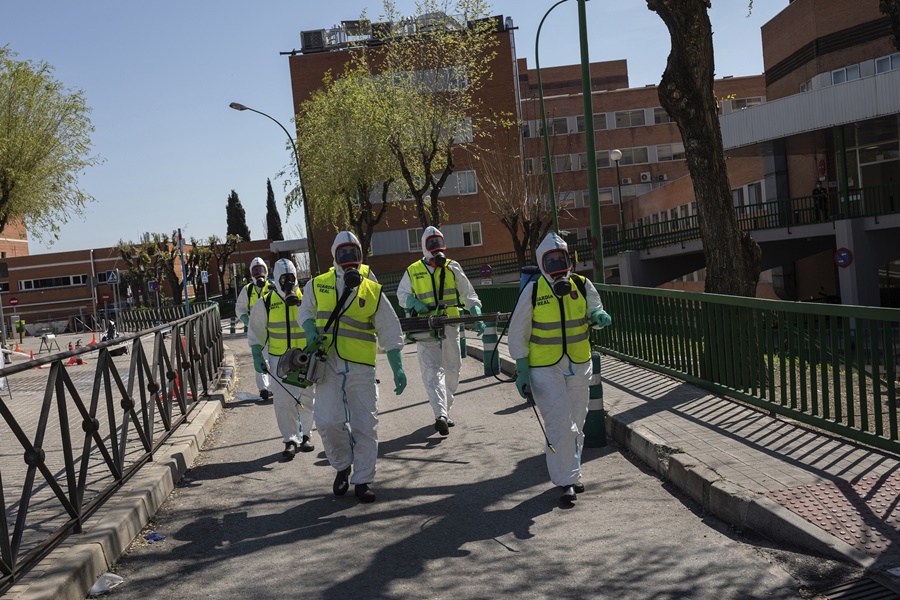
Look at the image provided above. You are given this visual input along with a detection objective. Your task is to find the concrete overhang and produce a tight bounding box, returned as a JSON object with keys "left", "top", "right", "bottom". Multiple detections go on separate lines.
{"left": 270, "top": 238, "right": 309, "bottom": 254}
{"left": 721, "top": 69, "right": 900, "bottom": 157}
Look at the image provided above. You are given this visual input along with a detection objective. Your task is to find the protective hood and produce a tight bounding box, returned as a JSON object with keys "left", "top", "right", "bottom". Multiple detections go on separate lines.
{"left": 421, "top": 225, "right": 446, "bottom": 263}
{"left": 536, "top": 231, "right": 572, "bottom": 282}
{"left": 272, "top": 258, "right": 298, "bottom": 297}
{"left": 249, "top": 257, "right": 268, "bottom": 282}
{"left": 331, "top": 230, "right": 363, "bottom": 276}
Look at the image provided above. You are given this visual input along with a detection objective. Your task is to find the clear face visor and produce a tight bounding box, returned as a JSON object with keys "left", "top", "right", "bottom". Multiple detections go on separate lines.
{"left": 250, "top": 264, "right": 267, "bottom": 279}
{"left": 424, "top": 235, "right": 445, "bottom": 254}
{"left": 541, "top": 249, "right": 571, "bottom": 279}
{"left": 334, "top": 243, "right": 362, "bottom": 268}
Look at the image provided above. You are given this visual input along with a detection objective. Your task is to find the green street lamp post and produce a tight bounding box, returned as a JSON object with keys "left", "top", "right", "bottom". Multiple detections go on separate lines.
{"left": 229, "top": 102, "right": 320, "bottom": 275}
{"left": 610, "top": 149, "right": 625, "bottom": 250}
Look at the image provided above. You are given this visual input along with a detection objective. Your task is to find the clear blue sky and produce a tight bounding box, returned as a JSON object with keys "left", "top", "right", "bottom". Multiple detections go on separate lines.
{"left": 1, "top": 1, "right": 787, "bottom": 255}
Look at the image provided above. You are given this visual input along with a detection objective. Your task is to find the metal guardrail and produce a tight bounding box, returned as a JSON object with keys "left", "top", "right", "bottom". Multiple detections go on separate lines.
{"left": 473, "top": 282, "right": 900, "bottom": 455}
{"left": 0, "top": 304, "right": 225, "bottom": 591}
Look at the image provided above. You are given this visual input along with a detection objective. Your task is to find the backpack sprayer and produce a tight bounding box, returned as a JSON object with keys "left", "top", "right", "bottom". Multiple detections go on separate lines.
{"left": 276, "top": 341, "right": 327, "bottom": 388}
{"left": 399, "top": 311, "right": 510, "bottom": 339}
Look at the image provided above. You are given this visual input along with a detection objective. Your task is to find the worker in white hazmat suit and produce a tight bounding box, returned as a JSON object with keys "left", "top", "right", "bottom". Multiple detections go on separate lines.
{"left": 235, "top": 257, "right": 272, "bottom": 400}
{"left": 507, "top": 231, "right": 611, "bottom": 504}
{"left": 248, "top": 258, "right": 315, "bottom": 459}
{"left": 298, "top": 231, "right": 407, "bottom": 503}
{"left": 396, "top": 226, "right": 483, "bottom": 436}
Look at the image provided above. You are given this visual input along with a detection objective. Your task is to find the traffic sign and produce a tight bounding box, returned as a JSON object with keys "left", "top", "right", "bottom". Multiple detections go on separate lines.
{"left": 106, "top": 269, "right": 119, "bottom": 284}
{"left": 201, "top": 270, "right": 209, "bottom": 284}
{"left": 834, "top": 247, "right": 853, "bottom": 268}
{"left": 8, "top": 297, "right": 18, "bottom": 306}
{"left": 101, "top": 293, "right": 110, "bottom": 302}
{"left": 480, "top": 264, "right": 493, "bottom": 279}
{"left": 149, "top": 280, "right": 160, "bottom": 293}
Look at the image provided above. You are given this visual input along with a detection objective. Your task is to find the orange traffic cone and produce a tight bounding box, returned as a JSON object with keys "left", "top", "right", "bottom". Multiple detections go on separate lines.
{"left": 29, "top": 350, "right": 34, "bottom": 360}
{"left": 14, "top": 340, "right": 21, "bottom": 353}
{"left": 87, "top": 333, "right": 98, "bottom": 346}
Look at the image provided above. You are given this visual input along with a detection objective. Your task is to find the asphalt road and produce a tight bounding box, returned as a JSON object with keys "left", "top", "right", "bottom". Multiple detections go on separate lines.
{"left": 97, "top": 334, "right": 846, "bottom": 599}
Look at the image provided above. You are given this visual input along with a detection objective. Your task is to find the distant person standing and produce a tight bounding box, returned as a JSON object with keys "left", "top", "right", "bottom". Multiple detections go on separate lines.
{"left": 236, "top": 257, "right": 272, "bottom": 400}
{"left": 813, "top": 181, "right": 829, "bottom": 221}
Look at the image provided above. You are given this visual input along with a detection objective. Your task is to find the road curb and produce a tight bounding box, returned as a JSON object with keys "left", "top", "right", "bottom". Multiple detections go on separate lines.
{"left": 6, "top": 350, "right": 236, "bottom": 600}
{"left": 464, "top": 343, "right": 875, "bottom": 568}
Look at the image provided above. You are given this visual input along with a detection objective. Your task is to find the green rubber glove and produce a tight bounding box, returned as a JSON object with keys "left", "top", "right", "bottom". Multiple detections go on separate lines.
{"left": 515, "top": 358, "right": 530, "bottom": 399}
{"left": 470, "top": 304, "right": 485, "bottom": 335}
{"left": 590, "top": 309, "right": 612, "bottom": 329}
{"left": 386, "top": 348, "right": 407, "bottom": 395}
{"left": 406, "top": 297, "right": 430, "bottom": 315}
{"left": 302, "top": 319, "right": 320, "bottom": 349}
{"left": 240, "top": 314, "right": 249, "bottom": 326}
{"left": 250, "top": 344, "right": 267, "bottom": 374}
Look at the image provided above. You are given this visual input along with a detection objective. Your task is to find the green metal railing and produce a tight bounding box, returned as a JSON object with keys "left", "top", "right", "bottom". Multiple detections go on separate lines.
{"left": 470, "top": 282, "right": 900, "bottom": 455}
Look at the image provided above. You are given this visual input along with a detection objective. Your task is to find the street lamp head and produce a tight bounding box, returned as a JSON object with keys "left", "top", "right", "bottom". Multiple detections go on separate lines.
{"left": 610, "top": 149, "right": 623, "bottom": 163}
{"left": 229, "top": 102, "right": 248, "bottom": 111}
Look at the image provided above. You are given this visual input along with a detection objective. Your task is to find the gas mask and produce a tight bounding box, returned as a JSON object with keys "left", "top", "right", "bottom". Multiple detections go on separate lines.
{"left": 542, "top": 248, "right": 573, "bottom": 297}
{"left": 250, "top": 259, "right": 268, "bottom": 287}
{"left": 425, "top": 234, "right": 447, "bottom": 268}
{"left": 279, "top": 273, "right": 299, "bottom": 306}
{"left": 334, "top": 242, "right": 363, "bottom": 289}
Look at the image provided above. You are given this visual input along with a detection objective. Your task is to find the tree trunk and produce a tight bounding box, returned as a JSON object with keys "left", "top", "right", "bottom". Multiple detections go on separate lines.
{"left": 648, "top": 0, "right": 761, "bottom": 297}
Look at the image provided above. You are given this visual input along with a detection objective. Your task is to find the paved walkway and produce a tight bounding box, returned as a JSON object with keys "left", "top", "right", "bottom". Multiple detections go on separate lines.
{"left": 4, "top": 325, "right": 900, "bottom": 598}
{"left": 467, "top": 335, "right": 900, "bottom": 570}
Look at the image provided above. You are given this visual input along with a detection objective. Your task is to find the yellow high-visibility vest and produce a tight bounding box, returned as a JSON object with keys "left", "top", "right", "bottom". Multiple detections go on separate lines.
{"left": 528, "top": 274, "right": 590, "bottom": 367}
{"left": 263, "top": 289, "right": 306, "bottom": 356}
{"left": 245, "top": 280, "right": 270, "bottom": 309}
{"left": 406, "top": 260, "right": 459, "bottom": 317}
{"left": 313, "top": 270, "right": 381, "bottom": 366}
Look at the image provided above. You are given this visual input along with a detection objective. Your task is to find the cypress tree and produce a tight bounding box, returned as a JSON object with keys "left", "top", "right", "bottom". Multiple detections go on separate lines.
{"left": 226, "top": 189, "right": 251, "bottom": 241}
{"left": 265, "top": 179, "right": 284, "bottom": 241}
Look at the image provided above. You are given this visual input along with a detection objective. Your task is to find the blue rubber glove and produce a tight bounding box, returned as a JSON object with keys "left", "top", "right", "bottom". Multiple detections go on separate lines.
{"left": 406, "top": 297, "right": 430, "bottom": 315}
{"left": 515, "top": 358, "right": 530, "bottom": 399}
{"left": 240, "top": 314, "right": 249, "bottom": 326}
{"left": 302, "top": 319, "right": 320, "bottom": 349}
{"left": 386, "top": 348, "right": 407, "bottom": 395}
{"left": 590, "top": 309, "right": 612, "bottom": 329}
{"left": 250, "top": 344, "right": 267, "bottom": 374}
{"left": 470, "top": 305, "right": 485, "bottom": 335}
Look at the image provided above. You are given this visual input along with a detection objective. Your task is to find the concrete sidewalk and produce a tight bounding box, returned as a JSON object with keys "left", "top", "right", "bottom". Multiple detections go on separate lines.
{"left": 465, "top": 334, "right": 900, "bottom": 574}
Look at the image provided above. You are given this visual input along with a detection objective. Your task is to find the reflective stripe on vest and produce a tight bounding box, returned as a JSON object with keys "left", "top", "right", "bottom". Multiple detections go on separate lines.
{"left": 528, "top": 274, "right": 590, "bottom": 367}
{"left": 406, "top": 260, "right": 459, "bottom": 317}
{"left": 246, "top": 281, "right": 270, "bottom": 309}
{"left": 264, "top": 290, "right": 305, "bottom": 356}
{"left": 313, "top": 270, "right": 381, "bottom": 366}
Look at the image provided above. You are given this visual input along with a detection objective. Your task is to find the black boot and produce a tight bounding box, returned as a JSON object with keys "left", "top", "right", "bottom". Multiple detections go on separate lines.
{"left": 299, "top": 435, "right": 315, "bottom": 452}
{"left": 259, "top": 389, "right": 270, "bottom": 402}
{"left": 573, "top": 482, "right": 584, "bottom": 494}
{"left": 282, "top": 441, "right": 298, "bottom": 460}
{"left": 446, "top": 418, "right": 455, "bottom": 427}
{"left": 559, "top": 485, "right": 577, "bottom": 503}
{"left": 434, "top": 416, "right": 450, "bottom": 436}
{"left": 355, "top": 483, "right": 376, "bottom": 503}
{"left": 333, "top": 466, "right": 351, "bottom": 496}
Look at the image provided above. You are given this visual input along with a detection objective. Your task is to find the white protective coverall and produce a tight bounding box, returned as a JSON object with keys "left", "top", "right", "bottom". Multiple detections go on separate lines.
{"left": 247, "top": 258, "right": 314, "bottom": 447}
{"left": 507, "top": 234, "right": 604, "bottom": 488}
{"left": 297, "top": 232, "right": 404, "bottom": 486}
{"left": 236, "top": 257, "right": 271, "bottom": 395}
{"left": 396, "top": 226, "right": 481, "bottom": 421}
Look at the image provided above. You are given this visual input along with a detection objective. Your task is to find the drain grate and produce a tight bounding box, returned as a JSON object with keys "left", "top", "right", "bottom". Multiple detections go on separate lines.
{"left": 818, "top": 577, "right": 900, "bottom": 599}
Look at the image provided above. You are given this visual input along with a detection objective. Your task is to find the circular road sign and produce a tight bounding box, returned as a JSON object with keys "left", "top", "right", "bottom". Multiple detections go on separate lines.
{"left": 101, "top": 293, "right": 111, "bottom": 302}
{"left": 8, "top": 297, "right": 18, "bottom": 306}
{"left": 480, "top": 264, "right": 493, "bottom": 279}
{"left": 834, "top": 247, "right": 853, "bottom": 268}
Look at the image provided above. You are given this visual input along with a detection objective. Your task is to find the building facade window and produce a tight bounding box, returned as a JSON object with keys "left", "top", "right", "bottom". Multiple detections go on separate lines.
{"left": 618, "top": 147, "right": 649, "bottom": 165}
{"left": 407, "top": 228, "right": 424, "bottom": 253}
{"left": 732, "top": 97, "right": 764, "bottom": 110}
{"left": 831, "top": 65, "right": 860, "bottom": 85}
{"left": 461, "top": 222, "right": 482, "bottom": 247}
{"left": 595, "top": 150, "right": 611, "bottom": 169}
{"left": 576, "top": 113, "right": 607, "bottom": 132}
{"left": 549, "top": 117, "right": 569, "bottom": 135}
{"left": 551, "top": 154, "right": 573, "bottom": 173}
{"left": 657, "top": 143, "right": 685, "bottom": 161}
{"left": 615, "top": 109, "right": 645, "bottom": 128}
{"left": 20, "top": 274, "right": 88, "bottom": 291}
{"left": 876, "top": 53, "right": 900, "bottom": 73}
{"left": 653, "top": 107, "right": 673, "bottom": 124}
{"left": 439, "top": 170, "right": 477, "bottom": 196}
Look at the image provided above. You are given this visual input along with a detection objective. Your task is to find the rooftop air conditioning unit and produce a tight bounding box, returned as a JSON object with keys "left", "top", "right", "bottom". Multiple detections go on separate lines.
{"left": 621, "top": 177, "right": 633, "bottom": 185}
{"left": 639, "top": 172, "right": 652, "bottom": 183}
{"left": 301, "top": 29, "right": 326, "bottom": 52}
{"left": 371, "top": 21, "right": 392, "bottom": 42}
{"left": 658, "top": 174, "right": 668, "bottom": 181}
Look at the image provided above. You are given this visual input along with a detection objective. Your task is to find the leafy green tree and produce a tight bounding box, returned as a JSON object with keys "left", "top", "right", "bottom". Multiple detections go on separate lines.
{"left": 347, "top": 0, "right": 501, "bottom": 229}
{"left": 265, "top": 179, "right": 284, "bottom": 241}
{"left": 647, "top": 0, "right": 761, "bottom": 296}
{"left": 226, "top": 189, "right": 251, "bottom": 241}
{"left": 295, "top": 67, "right": 403, "bottom": 258}
{"left": 0, "top": 47, "right": 102, "bottom": 242}
{"left": 187, "top": 236, "right": 213, "bottom": 295}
